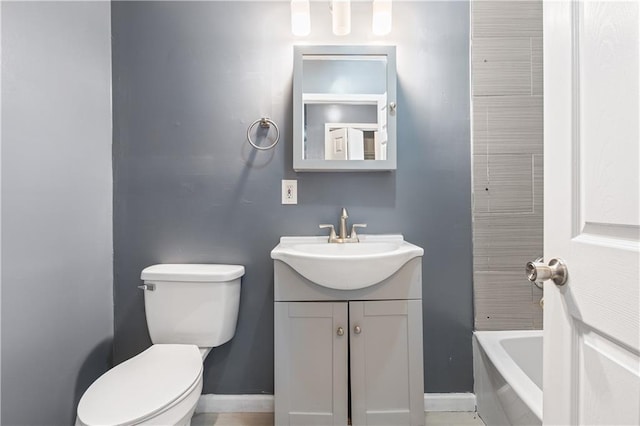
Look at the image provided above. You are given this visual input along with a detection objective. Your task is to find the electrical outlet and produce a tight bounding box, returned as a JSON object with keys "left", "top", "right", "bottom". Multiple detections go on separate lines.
{"left": 282, "top": 180, "right": 297, "bottom": 205}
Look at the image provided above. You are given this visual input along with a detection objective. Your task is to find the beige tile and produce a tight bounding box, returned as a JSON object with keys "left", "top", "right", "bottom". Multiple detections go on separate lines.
{"left": 473, "top": 99, "right": 489, "bottom": 154}
{"left": 533, "top": 308, "right": 544, "bottom": 329}
{"left": 531, "top": 278, "right": 544, "bottom": 329}
{"left": 425, "top": 411, "right": 486, "bottom": 425}
{"left": 533, "top": 154, "right": 543, "bottom": 215}
{"left": 473, "top": 213, "right": 543, "bottom": 273}
{"left": 474, "top": 271, "right": 534, "bottom": 305}
{"left": 472, "top": 1, "right": 542, "bottom": 38}
{"left": 488, "top": 154, "right": 534, "bottom": 214}
{"left": 473, "top": 154, "right": 489, "bottom": 214}
{"left": 471, "top": 0, "right": 543, "bottom": 332}
{"left": 474, "top": 271, "right": 537, "bottom": 330}
{"left": 531, "top": 37, "right": 543, "bottom": 96}
{"left": 475, "top": 96, "right": 543, "bottom": 156}
{"left": 474, "top": 154, "right": 541, "bottom": 215}
{"left": 472, "top": 96, "right": 543, "bottom": 156}
{"left": 476, "top": 312, "right": 537, "bottom": 331}
{"left": 489, "top": 154, "right": 534, "bottom": 213}
{"left": 473, "top": 37, "right": 532, "bottom": 96}
{"left": 473, "top": 253, "right": 490, "bottom": 275}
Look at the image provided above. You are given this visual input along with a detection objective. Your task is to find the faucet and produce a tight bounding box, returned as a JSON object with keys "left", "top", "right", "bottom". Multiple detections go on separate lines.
{"left": 338, "top": 208, "right": 349, "bottom": 240}
{"left": 319, "top": 208, "right": 367, "bottom": 243}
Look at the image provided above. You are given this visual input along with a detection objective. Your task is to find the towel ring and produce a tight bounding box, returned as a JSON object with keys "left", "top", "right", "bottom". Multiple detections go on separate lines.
{"left": 247, "top": 118, "right": 280, "bottom": 151}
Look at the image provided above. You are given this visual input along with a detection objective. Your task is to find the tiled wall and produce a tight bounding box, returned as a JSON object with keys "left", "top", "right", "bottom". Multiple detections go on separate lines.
{"left": 471, "top": 1, "right": 543, "bottom": 330}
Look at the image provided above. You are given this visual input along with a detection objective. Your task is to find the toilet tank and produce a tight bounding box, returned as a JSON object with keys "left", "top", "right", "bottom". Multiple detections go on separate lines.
{"left": 140, "top": 264, "right": 244, "bottom": 347}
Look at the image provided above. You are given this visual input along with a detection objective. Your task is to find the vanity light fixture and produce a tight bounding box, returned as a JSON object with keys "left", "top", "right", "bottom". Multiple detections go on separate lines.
{"left": 331, "top": 0, "right": 351, "bottom": 36}
{"left": 291, "top": 0, "right": 311, "bottom": 36}
{"left": 291, "top": 0, "right": 391, "bottom": 37}
{"left": 372, "top": 0, "right": 392, "bottom": 36}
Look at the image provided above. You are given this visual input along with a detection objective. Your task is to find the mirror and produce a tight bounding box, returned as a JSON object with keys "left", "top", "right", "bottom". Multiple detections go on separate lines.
{"left": 293, "top": 46, "right": 397, "bottom": 171}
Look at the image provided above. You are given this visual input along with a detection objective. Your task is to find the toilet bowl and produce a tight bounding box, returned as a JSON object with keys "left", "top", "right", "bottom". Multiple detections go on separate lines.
{"left": 76, "top": 264, "right": 244, "bottom": 426}
{"left": 76, "top": 345, "right": 203, "bottom": 426}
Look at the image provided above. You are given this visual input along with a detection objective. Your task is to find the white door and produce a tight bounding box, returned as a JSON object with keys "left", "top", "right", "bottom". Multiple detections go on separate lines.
{"left": 326, "top": 128, "right": 348, "bottom": 160}
{"left": 347, "top": 127, "right": 365, "bottom": 160}
{"left": 543, "top": 1, "right": 639, "bottom": 425}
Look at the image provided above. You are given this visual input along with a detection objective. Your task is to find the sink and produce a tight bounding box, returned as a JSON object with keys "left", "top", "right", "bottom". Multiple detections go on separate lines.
{"left": 270, "top": 235, "right": 424, "bottom": 290}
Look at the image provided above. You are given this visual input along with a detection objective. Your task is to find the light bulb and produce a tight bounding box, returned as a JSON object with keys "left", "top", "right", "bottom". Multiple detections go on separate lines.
{"left": 291, "top": 0, "right": 310, "bottom": 36}
{"left": 332, "top": 0, "right": 351, "bottom": 36}
{"left": 372, "top": 0, "right": 392, "bottom": 36}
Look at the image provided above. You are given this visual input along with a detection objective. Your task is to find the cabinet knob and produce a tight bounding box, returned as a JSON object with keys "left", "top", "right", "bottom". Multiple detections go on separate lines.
{"left": 337, "top": 327, "right": 344, "bottom": 336}
{"left": 354, "top": 325, "right": 362, "bottom": 334}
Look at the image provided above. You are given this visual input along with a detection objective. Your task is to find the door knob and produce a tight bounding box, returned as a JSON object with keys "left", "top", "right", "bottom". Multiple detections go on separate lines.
{"left": 337, "top": 327, "right": 344, "bottom": 336}
{"left": 526, "top": 258, "right": 568, "bottom": 286}
{"left": 354, "top": 326, "right": 362, "bottom": 334}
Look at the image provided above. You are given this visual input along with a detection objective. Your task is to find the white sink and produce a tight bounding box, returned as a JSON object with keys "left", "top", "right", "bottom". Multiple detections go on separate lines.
{"left": 270, "top": 235, "right": 424, "bottom": 290}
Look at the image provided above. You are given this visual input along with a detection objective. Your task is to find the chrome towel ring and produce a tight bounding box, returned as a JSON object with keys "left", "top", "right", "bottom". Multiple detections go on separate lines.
{"left": 247, "top": 117, "right": 280, "bottom": 150}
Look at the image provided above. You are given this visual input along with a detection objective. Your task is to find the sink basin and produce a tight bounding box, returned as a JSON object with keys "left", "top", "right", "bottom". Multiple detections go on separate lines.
{"left": 270, "top": 235, "right": 424, "bottom": 290}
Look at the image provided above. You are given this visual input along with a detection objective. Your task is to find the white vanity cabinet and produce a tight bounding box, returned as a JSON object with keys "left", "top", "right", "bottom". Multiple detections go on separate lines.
{"left": 350, "top": 300, "right": 424, "bottom": 426}
{"left": 275, "top": 302, "right": 348, "bottom": 426}
{"left": 273, "top": 256, "right": 424, "bottom": 426}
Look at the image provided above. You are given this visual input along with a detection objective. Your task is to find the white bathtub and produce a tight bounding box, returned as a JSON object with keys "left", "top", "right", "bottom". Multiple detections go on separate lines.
{"left": 473, "top": 330, "right": 543, "bottom": 426}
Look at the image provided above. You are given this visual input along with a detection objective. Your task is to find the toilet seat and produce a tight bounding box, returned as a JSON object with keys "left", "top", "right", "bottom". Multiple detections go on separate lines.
{"left": 77, "top": 344, "right": 202, "bottom": 426}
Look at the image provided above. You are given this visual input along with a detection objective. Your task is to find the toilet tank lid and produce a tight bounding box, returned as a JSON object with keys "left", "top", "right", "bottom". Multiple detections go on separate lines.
{"left": 141, "top": 264, "right": 245, "bottom": 282}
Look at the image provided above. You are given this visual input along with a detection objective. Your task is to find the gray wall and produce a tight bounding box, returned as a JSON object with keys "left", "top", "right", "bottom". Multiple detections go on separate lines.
{"left": 471, "top": 1, "right": 544, "bottom": 330}
{"left": 1, "top": 2, "right": 113, "bottom": 424}
{"left": 112, "top": 1, "right": 472, "bottom": 394}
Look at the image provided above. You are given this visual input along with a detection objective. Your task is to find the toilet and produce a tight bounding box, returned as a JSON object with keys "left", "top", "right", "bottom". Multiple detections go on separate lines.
{"left": 76, "top": 264, "right": 244, "bottom": 426}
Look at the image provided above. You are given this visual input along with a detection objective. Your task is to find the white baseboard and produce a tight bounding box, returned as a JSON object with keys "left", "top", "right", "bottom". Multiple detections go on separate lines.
{"left": 195, "top": 394, "right": 274, "bottom": 413}
{"left": 196, "top": 393, "right": 477, "bottom": 414}
{"left": 424, "top": 393, "right": 477, "bottom": 412}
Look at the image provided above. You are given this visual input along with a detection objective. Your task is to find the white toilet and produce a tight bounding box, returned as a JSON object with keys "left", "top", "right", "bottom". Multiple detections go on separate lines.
{"left": 76, "top": 264, "right": 244, "bottom": 426}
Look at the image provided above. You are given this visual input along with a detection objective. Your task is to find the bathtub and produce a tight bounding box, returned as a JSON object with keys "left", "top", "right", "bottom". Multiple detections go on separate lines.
{"left": 473, "top": 330, "right": 543, "bottom": 426}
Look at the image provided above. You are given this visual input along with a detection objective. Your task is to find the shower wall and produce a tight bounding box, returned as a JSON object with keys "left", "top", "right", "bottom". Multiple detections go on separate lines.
{"left": 471, "top": 1, "right": 544, "bottom": 330}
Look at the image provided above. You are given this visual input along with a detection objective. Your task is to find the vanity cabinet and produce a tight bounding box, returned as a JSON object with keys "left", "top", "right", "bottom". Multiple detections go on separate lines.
{"left": 350, "top": 300, "right": 424, "bottom": 426}
{"left": 275, "top": 302, "right": 348, "bottom": 426}
{"left": 274, "top": 257, "right": 424, "bottom": 426}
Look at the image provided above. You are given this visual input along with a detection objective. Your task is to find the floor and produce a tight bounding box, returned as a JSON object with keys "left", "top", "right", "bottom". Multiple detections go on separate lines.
{"left": 192, "top": 411, "right": 486, "bottom": 426}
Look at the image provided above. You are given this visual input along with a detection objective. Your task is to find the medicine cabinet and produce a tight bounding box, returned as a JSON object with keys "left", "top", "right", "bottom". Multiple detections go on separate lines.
{"left": 293, "top": 45, "right": 397, "bottom": 172}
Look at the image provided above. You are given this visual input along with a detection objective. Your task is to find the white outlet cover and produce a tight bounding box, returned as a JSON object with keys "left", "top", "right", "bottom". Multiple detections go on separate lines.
{"left": 282, "top": 180, "right": 297, "bottom": 205}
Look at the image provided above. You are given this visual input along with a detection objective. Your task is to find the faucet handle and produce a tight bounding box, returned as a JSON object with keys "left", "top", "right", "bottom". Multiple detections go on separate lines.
{"left": 319, "top": 224, "right": 337, "bottom": 241}
{"left": 349, "top": 224, "right": 367, "bottom": 242}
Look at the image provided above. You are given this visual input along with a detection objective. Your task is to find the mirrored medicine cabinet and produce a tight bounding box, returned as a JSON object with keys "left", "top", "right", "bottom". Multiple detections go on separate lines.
{"left": 293, "top": 45, "right": 397, "bottom": 171}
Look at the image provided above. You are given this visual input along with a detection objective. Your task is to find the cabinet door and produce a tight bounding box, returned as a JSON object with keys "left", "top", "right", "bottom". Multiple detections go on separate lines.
{"left": 350, "top": 300, "right": 424, "bottom": 426}
{"left": 275, "top": 302, "right": 348, "bottom": 426}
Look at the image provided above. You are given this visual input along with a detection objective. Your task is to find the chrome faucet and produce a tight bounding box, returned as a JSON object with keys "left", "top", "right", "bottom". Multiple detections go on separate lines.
{"left": 339, "top": 208, "right": 349, "bottom": 240}
{"left": 319, "top": 208, "right": 367, "bottom": 243}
